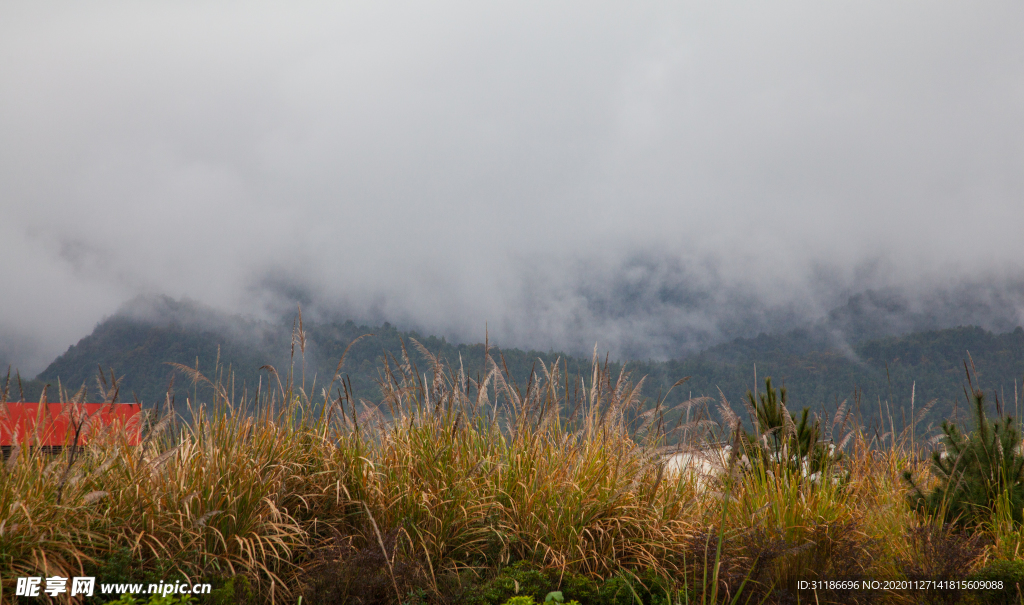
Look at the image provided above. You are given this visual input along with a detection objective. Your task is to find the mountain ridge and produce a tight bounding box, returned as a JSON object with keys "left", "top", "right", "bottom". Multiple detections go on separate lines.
{"left": 8, "top": 296, "right": 1024, "bottom": 434}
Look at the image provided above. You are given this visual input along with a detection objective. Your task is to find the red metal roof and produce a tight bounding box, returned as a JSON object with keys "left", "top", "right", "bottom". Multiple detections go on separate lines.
{"left": 0, "top": 403, "right": 142, "bottom": 446}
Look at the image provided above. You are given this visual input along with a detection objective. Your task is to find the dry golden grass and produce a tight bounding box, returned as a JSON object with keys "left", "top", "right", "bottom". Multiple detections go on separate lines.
{"left": 0, "top": 336, "right": 1018, "bottom": 604}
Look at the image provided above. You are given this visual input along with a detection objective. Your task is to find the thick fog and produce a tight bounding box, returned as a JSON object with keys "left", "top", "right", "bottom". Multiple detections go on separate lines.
{"left": 2, "top": 2, "right": 1023, "bottom": 374}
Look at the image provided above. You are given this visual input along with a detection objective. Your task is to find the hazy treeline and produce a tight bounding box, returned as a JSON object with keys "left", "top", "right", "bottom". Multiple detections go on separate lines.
{"left": 11, "top": 298, "right": 1023, "bottom": 436}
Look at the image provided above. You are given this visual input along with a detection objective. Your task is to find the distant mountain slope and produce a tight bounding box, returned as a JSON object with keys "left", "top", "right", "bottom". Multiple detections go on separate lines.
{"left": 657, "top": 326, "right": 1024, "bottom": 428}
{"left": 34, "top": 316, "right": 274, "bottom": 405}
{"left": 28, "top": 297, "right": 1024, "bottom": 434}
{"left": 32, "top": 311, "right": 596, "bottom": 413}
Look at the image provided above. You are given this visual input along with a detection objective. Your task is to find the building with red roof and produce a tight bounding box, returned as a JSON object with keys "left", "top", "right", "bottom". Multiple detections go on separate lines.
{"left": 0, "top": 402, "right": 142, "bottom": 452}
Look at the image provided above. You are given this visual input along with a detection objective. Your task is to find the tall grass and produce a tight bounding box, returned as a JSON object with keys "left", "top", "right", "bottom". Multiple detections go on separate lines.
{"left": 0, "top": 333, "right": 1019, "bottom": 604}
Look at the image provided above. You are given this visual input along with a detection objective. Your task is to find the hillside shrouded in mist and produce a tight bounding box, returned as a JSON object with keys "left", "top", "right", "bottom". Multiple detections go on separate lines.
{"left": 1, "top": 3, "right": 1023, "bottom": 374}
{"left": 10, "top": 294, "right": 1020, "bottom": 440}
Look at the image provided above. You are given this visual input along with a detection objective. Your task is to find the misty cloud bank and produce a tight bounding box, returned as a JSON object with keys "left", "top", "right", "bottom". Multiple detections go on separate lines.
{"left": 1, "top": 2, "right": 1022, "bottom": 374}
{"left": 100, "top": 263, "right": 1024, "bottom": 376}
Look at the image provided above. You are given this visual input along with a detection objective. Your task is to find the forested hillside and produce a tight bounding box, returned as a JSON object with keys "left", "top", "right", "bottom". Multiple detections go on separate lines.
{"left": 16, "top": 302, "right": 1024, "bottom": 435}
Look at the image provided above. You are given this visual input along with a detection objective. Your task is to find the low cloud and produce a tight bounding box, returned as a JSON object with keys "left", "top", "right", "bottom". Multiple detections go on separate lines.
{"left": 1, "top": 2, "right": 1022, "bottom": 374}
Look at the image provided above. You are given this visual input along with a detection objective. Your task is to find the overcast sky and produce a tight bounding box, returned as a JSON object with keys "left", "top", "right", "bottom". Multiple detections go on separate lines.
{"left": 2, "top": 2, "right": 1023, "bottom": 373}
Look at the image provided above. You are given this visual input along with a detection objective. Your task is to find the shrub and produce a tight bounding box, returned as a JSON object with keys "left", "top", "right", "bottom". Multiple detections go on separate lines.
{"left": 898, "top": 524, "right": 986, "bottom": 605}
{"left": 500, "top": 593, "right": 581, "bottom": 605}
{"left": 299, "top": 526, "right": 429, "bottom": 605}
{"left": 904, "top": 389, "right": 1024, "bottom": 528}
{"left": 205, "top": 575, "right": 256, "bottom": 605}
{"left": 459, "top": 562, "right": 688, "bottom": 605}
{"left": 968, "top": 559, "right": 1024, "bottom": 605}
{"left": 458, "top": 562, "right": 589, "bottom": 605}
{"left": 741, "top": 378, "right": 843, "bottom": 480}
{"left": 82, "top": 548, "right": 190, "bottom": 605}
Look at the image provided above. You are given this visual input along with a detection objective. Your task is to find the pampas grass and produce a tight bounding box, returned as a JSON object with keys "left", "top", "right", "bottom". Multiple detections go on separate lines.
{"left": 0, "top": 330, "right": 1017, "bottom": 604}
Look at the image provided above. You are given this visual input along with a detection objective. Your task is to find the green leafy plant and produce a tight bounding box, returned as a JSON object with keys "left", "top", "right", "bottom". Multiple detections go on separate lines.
{"left": 81, "top": 548, "right": 193, "bottom": 604}
{"left": 460, "top": 562, "right": 593, "bottom": 605}
{"left": 968, "top": 559, "right": 1024, "bottom": 605}
{"left": 498, "top": 593, "right": 582, "bottom": 605}
{"left": 206, "top": 575, "right": 256, "bottom": 605}
{"left": 462, "top": 563, "right": 708, "bottom": 605}
{"left": 499, "top": 596, "right": 581, "bottom": 605}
